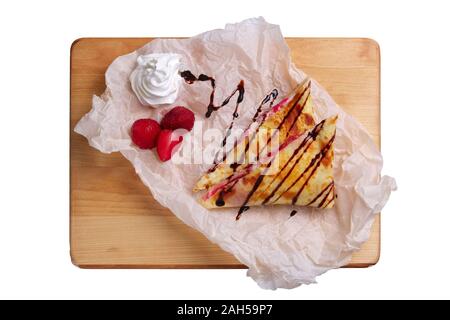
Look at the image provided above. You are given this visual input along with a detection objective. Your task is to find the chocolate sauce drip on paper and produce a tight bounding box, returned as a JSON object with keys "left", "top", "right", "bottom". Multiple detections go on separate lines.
{"left": 220, "top": 80, "right": 245, "bottom": 148}
{"left": 181, "top": 70, "right": 247, "bottom": 170}
{"left": 289, "top": 210, "right": 297, "bottom": 217}
{"left": 253, "top": 89, "right": 278, "bottom": 122}
{"left": 180, "top": 70, "right": 244, "bottom": 119}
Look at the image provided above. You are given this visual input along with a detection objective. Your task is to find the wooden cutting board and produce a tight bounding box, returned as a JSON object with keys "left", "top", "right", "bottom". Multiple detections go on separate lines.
{"left": 70, "top": 38, "right": 380, "bottom": 268}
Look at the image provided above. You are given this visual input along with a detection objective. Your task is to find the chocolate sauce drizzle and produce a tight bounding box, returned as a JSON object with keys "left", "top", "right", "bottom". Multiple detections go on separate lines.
{"left": 208, "top": 89, "right": 278, "bottom": 173}
{"left": 306, "top": 181, "right": 334, "bottom": 207}
{"left": 289, "top": 210, "right": 297, "bottom": 217}
{"left": 215, "top": 179, "right": 238, "bottom": 207}
{"left": 230, "top": 162, "right": 240, "bottom": 172}
{"left": 236, "top": 118, "right": 334, "bottom": 219}
{"left": 257, "top": 82, "right": 311, "bottom": 159}
{"left": 245, "top": 82, "right": 311, "bottom": 172}
{"left": 220, "top": 80, "right": 245, "bottom": 148}
{"left": 238, "top": 89, "right": 278, "bottom": 163}
{"left": 181, "top": 70, "right": 247, "bottom": 170}
{"left": 261, "top": 120, "right": 325, "bottom": 205}
{"left": 234, "top": 84, "right": 312, "bottom": 218}
{"left": 318, "top": 187, "right": 334, "bottom": 208}
{"left": 253, "top": 89, "right": 279, "bottom": 122}
{"left": 265, "top": 122, "right": 333, "bottom": 206}
{"left": 236, "top": 173, "right": 266, "bottom": 220}
{"left": 215, "top": 166, "right": 241, "bottom": 207}
{"left": 180, "top": 70, "right": 244, "bottom": 119}
{"left": 290, "top": 134, "right": 335, "bottom": 205}
{"left": 182, "top": 71, "right": 328, "bottom": 218}
{"left": 211, "top": 84, "right": 310, "bottom": 213}
{"left": 215, "top": 194, "right": 225, "bottom": 207}
{"left": 321, "top": 193, "right": 335, "bottom": 208}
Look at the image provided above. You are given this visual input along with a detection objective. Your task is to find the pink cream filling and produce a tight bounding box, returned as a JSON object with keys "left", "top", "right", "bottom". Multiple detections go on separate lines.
{"left": 266, "top": 97, "right": 289, "bottom": 116}
{"left": 202, "top": 166, "right": 253, "bottom": 201}
{"left": 279, "top": 132, "right": 301, "bottom": 150}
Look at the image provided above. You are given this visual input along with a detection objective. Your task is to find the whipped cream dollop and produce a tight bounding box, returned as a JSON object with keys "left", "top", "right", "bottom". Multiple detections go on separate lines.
{"left": 130, "top": 53, "right": 182, "bottom": 106}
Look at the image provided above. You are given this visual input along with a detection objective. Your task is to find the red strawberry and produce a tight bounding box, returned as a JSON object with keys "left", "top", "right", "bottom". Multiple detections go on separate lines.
{"left": 131, "top": 119, "right": 161, "bottom": 149}
{"left": 157, "top": 129, "right": 183, "bottom": 162}
{"left": 161, "top": 106, "right": 195, "bottom": 131}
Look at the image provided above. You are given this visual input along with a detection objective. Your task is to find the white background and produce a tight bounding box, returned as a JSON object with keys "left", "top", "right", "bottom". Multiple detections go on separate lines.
{"left": 0, "top": 0, "right": 449, "bottom": 299}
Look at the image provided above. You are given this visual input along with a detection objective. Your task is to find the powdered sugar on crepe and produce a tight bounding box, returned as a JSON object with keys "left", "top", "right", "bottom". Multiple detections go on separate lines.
{"left": 74, "top": 17, "right": 396, "bottom": 289}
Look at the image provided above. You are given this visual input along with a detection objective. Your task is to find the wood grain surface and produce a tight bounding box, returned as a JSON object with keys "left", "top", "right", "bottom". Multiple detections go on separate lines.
{"left": 70, "top": 38, "right": 381, "bottom": 268}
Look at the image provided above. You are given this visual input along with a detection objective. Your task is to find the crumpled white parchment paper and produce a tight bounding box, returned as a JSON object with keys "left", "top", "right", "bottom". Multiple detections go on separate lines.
{"left": 74, "top": 17, "right": 396, "bottom": 289}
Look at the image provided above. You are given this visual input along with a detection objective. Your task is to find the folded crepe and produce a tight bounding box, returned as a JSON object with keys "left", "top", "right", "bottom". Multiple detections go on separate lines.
{"left": 193, "top": 80, "right": 337, "bottom": 217}
{"left": 194, "top": 80, "right": 316, "bottom": 192}
{"left": 198, "top": 116, "right": 337, "bottom": 212}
